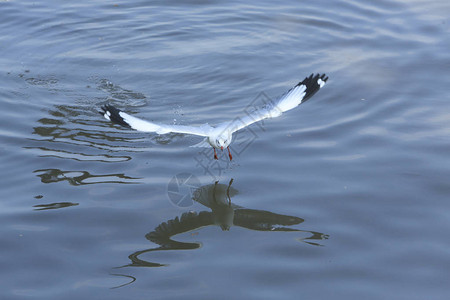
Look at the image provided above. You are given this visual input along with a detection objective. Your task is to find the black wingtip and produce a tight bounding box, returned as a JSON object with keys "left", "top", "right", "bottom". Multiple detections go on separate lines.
{"left": 299, "top": 73, "right": 328, "bottom": 103}
{"left": 100, "top": 104, "right": 131, "bottom": 128}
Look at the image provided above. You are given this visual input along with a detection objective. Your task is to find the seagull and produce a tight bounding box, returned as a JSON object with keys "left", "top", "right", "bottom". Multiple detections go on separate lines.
{"left": 100, "top": 73, "right": 328, "bottom": 160}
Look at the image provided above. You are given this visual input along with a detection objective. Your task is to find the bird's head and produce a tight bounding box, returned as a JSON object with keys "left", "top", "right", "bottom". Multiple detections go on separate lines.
{"left": 215, "top": 135, "right": 231, "bottom": 150}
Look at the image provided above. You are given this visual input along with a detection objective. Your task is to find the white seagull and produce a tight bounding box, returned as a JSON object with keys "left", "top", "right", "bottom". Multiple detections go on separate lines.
{"left": 101, "top": 73, "right": 328, "bottom": 160}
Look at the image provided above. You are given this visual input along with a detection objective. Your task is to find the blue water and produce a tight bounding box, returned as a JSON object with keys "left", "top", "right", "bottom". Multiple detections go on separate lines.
{"left": 1, "top": 0, "right": 450, "bottom": 299}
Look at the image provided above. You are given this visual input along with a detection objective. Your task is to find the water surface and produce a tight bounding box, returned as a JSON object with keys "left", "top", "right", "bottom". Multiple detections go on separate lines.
{"left": 1, "top": 0, "right": 450, "bottom": 299}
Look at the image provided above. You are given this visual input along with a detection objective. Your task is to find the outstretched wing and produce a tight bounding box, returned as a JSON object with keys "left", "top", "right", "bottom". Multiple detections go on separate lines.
{"left": 219, "top": 73, "right": 328, "bottom": 134}
{"left": 100, "top": 104, "right": 213, "bottom": 137}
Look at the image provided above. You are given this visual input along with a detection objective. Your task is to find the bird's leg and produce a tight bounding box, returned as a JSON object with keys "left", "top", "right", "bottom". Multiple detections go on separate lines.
{"left": 213, "top": 181, "right": 218, "bottom": 204}
{"left": 213, "top": 147, "right": 218, "bottom": 160}
{"left": 227, "top": 146, "right": 232, "bottom": 161}
{"left": 227, "top": 178, "right": 234, "bottom": 206}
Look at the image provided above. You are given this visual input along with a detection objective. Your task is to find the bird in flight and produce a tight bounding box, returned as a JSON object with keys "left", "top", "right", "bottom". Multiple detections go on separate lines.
{"left": 101, "top": 73, "right": 328, "bottom": 160}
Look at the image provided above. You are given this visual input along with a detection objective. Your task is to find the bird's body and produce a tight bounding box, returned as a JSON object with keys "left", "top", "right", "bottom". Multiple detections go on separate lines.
{"left": 101, "top": 73, "right": 328, "bottom": 160}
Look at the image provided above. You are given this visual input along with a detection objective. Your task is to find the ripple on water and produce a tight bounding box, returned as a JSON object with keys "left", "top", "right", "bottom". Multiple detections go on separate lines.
{"left": 1, "top": 0, "right": 450, "bottom": 298}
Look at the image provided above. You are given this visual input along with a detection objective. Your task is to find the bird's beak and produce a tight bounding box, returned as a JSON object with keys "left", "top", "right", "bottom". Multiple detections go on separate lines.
{"left": 221, "top": 146, "right": 224, "bottom": 151}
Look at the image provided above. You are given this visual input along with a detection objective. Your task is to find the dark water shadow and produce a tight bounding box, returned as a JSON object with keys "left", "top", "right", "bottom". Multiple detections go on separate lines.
{"left": 116, "top": 179, "right": 329, "bottom": 275}
{"left": 31, "top": 168, "right": 142, "bottom": 210}
{"left": 25, "top": 104, "right": 139, "bottom": 163}
{"left": 34, "top": 168, "right": 142, "bottom": 185}
{"left": 22, "top": 74, "right": 154, "bottom": 163}
{"left": 33, "top": 202, "right": 79, "bottom": 211}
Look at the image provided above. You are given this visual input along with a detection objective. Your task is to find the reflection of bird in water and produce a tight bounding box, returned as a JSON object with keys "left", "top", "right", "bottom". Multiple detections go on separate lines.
{"left": 188, "top": 179, "right": 304, "bottom": 231}
{"left": 120, "top": 179, "right": 328, "bottom": 270}
{"left": 192, "top": 179, "right": 238, "bottom": 231}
